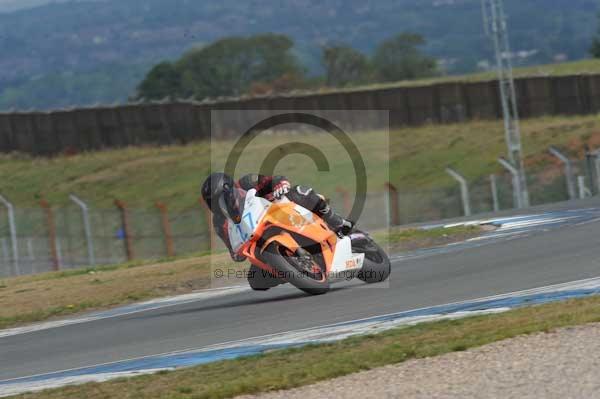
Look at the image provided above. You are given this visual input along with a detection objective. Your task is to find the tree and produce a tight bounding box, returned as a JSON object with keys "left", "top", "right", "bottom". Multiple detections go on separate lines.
{"left": 137, "top": 34, "right": 305, "bottom": 100}
{"left": 372, "top": 33, "right": 437, "bottom": 82}
{"left": 248, "top": 73, "right": 308, "bottom": 96}
{"left": 591, "top": 12, "right": 600, "bottom": 58}
{"left": 322, "top": 45, "right": 372, "bottom": 87}
{"left": 137, "top": 62, "right": 181, "bottom": 100}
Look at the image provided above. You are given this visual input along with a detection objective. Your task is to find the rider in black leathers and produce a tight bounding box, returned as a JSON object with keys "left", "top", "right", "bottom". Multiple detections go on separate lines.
{"left": 201, "top": 173, "right": 353, "bottom": 263}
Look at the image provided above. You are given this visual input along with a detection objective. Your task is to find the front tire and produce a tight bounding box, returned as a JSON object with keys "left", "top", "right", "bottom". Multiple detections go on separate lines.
{"left": 352, "top": 231, "right": 391, "bottom": 284}
{"left": 260, "top": 243, "right": 330, "bottom": 295}
{"left": 247, "top": 264, "right": 284, "bottom": 291}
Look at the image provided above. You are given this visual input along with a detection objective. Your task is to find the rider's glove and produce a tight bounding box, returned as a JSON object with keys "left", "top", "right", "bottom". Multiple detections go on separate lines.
{"left": 271, "top": 180, "right": 291, "bottom": 201}
{"left": 337, "top": 219, "right": 355, "bottom": 236}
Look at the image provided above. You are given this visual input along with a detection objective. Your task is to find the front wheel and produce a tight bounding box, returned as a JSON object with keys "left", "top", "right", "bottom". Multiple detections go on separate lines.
{"left": 260, "top": 243, "right": 330, "bottom": 295}
{"left": 352, "top": 231, "right": 391, "bottom": 284}
{"left": 247, "top": 264, "right": 284, "bottom": 291}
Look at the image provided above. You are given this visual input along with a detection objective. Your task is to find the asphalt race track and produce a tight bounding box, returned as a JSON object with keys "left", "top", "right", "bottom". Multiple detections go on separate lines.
{"left": 2, "top": 201, "right": 600, "bottom": 385}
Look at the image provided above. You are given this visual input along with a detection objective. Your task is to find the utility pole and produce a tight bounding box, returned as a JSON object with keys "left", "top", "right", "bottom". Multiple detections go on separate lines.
{"left": 482, "top": 0, "right": 529, "bottom": 208}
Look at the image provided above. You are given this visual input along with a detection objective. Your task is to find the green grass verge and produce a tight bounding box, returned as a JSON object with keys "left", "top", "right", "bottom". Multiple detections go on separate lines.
{"left": 22, "top": 250, "right": 210, "bottom": 283}
{"left": 11, "top": 294, "right": 600, "bottom": 399}
{"left": 329, "top": 58, "right": 600, "bottom": 92}
{"left": 0, "top": 252, "right": 219, "bottom": 331}
{"left": 380, "top": 225, "right": 479, "bottom": 243}
{"left": 375, "top": 225, "right": 482, "bottom": 252}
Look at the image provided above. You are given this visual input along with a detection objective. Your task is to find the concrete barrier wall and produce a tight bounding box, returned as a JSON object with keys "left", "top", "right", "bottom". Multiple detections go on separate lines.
{"left": 1, "top": 74, "right": 599, "bottom": 156}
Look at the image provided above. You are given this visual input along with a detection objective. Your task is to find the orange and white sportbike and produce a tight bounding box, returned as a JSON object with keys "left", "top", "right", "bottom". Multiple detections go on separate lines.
{"left": 222, "top": 188, "right": 391, "bottom": 295}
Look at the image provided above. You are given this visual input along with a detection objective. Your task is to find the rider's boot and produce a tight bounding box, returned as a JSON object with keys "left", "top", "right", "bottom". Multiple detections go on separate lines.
{"left": 288, "top": 185, "right": 354, "bottom": 236}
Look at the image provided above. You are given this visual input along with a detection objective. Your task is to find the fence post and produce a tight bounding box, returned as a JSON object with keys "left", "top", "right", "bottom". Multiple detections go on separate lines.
{"left": 489, "top": 174, "right": 500, "bottom": 212}
{"left": 199, "top": 198, "right": 216, "bottom": 251}
{"left": 27, "top": 238, "right": 34, "bottom": 261}
{"left": 40, "top": 199, "right": 60, "bottom": 271}
{"left": 69, "top": 194, "right": 95, "bottom": 266}
{"left": 498, "top": 157, "right": 523, "bottom": 209}
{"left": 584, "top": 145, "right": 596, "bottom": 195}
{"left": 595, "top": 153, "right": 600, "bottom": 196}
{"left": 335, "top": 187, "right": 352, "bottom": 216}
{"left": 0, "top": 194, "right": 19, "bottom": 275}
{"left": 1, "top": 239, "right": 9, "bottom": 270}
{"left": 549, "top": 146, "right": 576, "bottom": 200}
{"left": 384, "top": 182, "right": 400, "bottom": 226}
{"left": 589, "top": 149, "right": 600, "bottom": 195}
{"left": 577, "top": 176, "right": 592, "bottom": 199}
{"left": 114, "top": 200, "right": 134, "bottom": 261}
{"left": 156, "top": 202, "right": 175, "bottom": 257}
{"left": 445, "top": 167, "right": 471, "bottom": 216}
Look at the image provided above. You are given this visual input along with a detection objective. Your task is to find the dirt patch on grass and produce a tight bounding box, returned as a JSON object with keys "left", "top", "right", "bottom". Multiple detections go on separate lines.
{"left": 0, "top": 253, "right": 241, "bottom": 330}
{"left": 376, "top": 225, "right": 483, "bottom": 253}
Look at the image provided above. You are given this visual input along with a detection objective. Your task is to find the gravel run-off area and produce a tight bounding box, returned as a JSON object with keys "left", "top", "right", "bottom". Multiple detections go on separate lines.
{"left": 239, "top": 322, "right": 600, "bottom": 399}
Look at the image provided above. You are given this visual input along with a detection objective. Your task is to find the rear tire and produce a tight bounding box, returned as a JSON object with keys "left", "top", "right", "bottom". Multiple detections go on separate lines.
{"left": 260, "top": 243, "right": 330, "bottom": 295}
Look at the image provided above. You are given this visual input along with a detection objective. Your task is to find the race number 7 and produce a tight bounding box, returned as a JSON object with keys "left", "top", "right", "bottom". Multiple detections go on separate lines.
{"left": 236, "top": 212, "right": 255, "bottom": 241}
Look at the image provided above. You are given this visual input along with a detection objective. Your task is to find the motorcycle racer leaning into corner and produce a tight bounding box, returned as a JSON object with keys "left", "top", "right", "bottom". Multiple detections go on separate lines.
{"left": 201, "top": 172, "right": 354, "bottom": 290}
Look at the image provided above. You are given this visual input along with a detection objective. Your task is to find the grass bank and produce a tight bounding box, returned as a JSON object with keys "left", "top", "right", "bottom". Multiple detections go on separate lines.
{"left": 1, "top": 114, "right": 600, "bottom": 210}
{"left": 0, "top": 254, "right": 223, "bottom": 330}
{"left": 374, "top": 225, "right": 481, "bottom": 253}
{"left": 10, "top": 291, "right": 600, "bottom": 399}
{"left": 335, "top": 58, "right": 600, "bottom": 92}
{"left": 0, "top": 226, "right": 479, "bottom": 330}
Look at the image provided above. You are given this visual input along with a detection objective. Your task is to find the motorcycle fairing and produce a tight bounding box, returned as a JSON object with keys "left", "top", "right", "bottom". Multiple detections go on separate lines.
{"left": 227, "top": 189, "right": 362, "bottom": 279}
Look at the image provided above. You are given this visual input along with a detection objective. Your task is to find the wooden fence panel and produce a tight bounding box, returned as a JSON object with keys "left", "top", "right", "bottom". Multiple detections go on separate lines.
{"left": 31, "top": 112, "right": 58, "bottom": 155}
{"left": 72, "top": 109, "right": 103, "bottom": 151}
{"left": 137, "top": 104, "right": 170, "bottom": 144}
{"left": 405, "top": 86, "right": 436, "bottom": 125}
{"left": 463, "top": 81, "right": 498, "bottom": 120}
{"left": 519, "top": 77, "right": 553, "bottom": 117}
{"left": 552, "top": 76, "right": 583, "bottom": 115}
{"left": 96, "top": 107, "right": 122, "bottom": 148}
{"left": 376, "top": 88, "right": 410, "bottom": 128}
{"left": 437, "top": 83, "right": 467, "bottom": 123}
{"left": 10, "top": 113, "right": 37, "bottom": 154}
{"left": 0, "top": 113, "right": 14, "bottom": 152}
{"left": 1, "top": 74, "right": 600, "bottom": 155}
{"left": 588, "top": 75, "right": 600, "bottom": 114}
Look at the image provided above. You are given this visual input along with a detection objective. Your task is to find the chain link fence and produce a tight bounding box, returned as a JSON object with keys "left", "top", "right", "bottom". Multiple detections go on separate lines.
{"left": 1, "top": 154, "right": 600, "bottom": 278}
{"left": 0, "top": 204, "right": 212, "bottom": 278}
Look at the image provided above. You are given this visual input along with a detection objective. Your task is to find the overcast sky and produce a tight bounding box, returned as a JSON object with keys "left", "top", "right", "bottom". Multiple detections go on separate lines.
{"left": 0, "top": 0, "right": 83, "bottom": 12}
{"left": 0, "top": 0, "right": 46, "bottom": 11}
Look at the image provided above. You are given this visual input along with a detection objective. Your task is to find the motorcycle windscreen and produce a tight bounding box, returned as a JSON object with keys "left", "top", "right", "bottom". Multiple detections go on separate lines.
{"left": 218, "top": 187, "right": 246, "bottom": 224}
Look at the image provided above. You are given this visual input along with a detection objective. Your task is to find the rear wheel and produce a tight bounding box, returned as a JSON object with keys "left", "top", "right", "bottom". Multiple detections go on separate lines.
{"left": 260, "top": 243, "right": 330, "bottom": 295}
{"left": 352, "top": 231, "right": 391, "bottom": 284}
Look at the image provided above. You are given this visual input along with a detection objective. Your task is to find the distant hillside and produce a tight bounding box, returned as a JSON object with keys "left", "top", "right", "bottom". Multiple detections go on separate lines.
{"left": 0, "top": 0, "right": 598, "bottom": 110}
